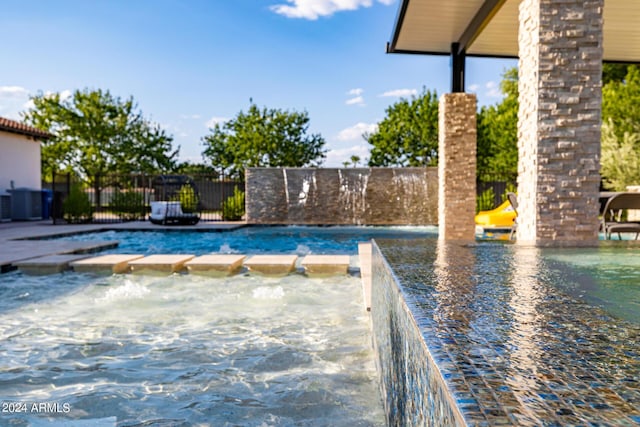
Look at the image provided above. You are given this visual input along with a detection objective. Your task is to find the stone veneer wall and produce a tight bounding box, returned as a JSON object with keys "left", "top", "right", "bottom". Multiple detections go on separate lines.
{"left": 245, "top": 167, "right": 438, "bottom": 225}
{"left": 370, "top": 241, "right": 466, "bottom": 426}
{"left": 517, "top": 0, "right": 603, "bottom": 245}
{"left": 438, "top": 93, "right": 477, "bottom": 241}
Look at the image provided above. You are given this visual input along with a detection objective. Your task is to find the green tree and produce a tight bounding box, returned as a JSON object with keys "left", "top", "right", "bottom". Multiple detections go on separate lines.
{"left": 222, "top": 187, "right": 245, "bottom": 221}
{"left": 477, "top": 67, "right": 519, "bottom": 175}
{"left": 601, "top": 66, "right": 640, "bottom": 191}
{"left": 174, "top": 161, "right": 218, "bottom": 175}
{"left": 62, "top": 183, "right": 93, "bottom": 223}
{"left": 602, "top": 66, "right": 640, "bottom": 140}
{"left": 366, "top": 89, "right": 439, "bottom": 167}
{"left": 600, "top": 119, "right": 640, "bottom": 191}
{"left": 201, "top": 103, "right": 326, "bottom": 178}
{"left": 602, "top": 63, "right": 639, "bottom": 85}
{"left": 23, "top": 88, "right": 178, "bottom": 180}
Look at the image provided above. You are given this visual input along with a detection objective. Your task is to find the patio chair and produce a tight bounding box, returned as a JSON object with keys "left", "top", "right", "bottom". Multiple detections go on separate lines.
{"left": 601, "top": 192, "right": 640, "bottom": 240}
{"left": 506, "top": 192, "right": 518, "bottom": 240}
{"left": 149, "top": 201, "right": 200, "bottom": 226}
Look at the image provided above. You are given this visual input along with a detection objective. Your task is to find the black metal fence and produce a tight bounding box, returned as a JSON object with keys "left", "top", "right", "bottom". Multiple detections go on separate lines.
{"left": 42, "top": 170, "right": 516, "bottom": 224}
{"left": 43, "top": 173, "right": 244, "bottom": 224}
{"left": 476, "top": 172, "right": 518, "bottom": 212}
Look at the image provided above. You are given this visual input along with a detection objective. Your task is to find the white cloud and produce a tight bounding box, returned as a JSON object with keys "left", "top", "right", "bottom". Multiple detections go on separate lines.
{"left": 336, "top": 122, "right": 378, "bottom": 141}
{"left": 22, "top": 99, "right": 35, "bottom": 111}
{"left": 41, "top": 89, "right": 73, "bottom": 101}
{"left": 325, "top": 144, "right": 370, "bottom": 167}
{"left": 379, "top": 88, "right": 417, "bottom": 98}
{"left": 0, "top": 87, "right": 74, "bottom": 119}
{"left": 206, "top": 116, "right": 229, "bottom": 128}
{"left": 0, "top": 86, "right": 31, "bottom": 119}
{"left": 485, "top": 81, "right": 501, "bottom": 98}
{"left": 468, "top": 84, "right": 480, "bottom": 92}
{"left": 270, "top": 0, "right": 396, "bottom": 20}
{"left": 180, "top": 114, "right": 202, "bottom": 120}
{"left": 0, "top": 86, "right": 29, "bottom": 98}
{"left": 345, "top": 88, "right": 365, "bottom": 106}
{"left": 345, "top": 96, "right": 365, "bottom": 106}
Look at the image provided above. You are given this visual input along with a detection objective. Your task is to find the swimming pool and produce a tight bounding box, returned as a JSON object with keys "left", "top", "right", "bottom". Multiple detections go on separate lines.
{"left": 48, "top": 226, "right": 640, "bottom": 324}
{"left": 14, "top": 225, "right": 640, "bottom": 424}
{"left": 0, "top": 271, "right": 385, "bottom": 426}
{"left": 49, "top": 225, "right": 437, "bottom": 255}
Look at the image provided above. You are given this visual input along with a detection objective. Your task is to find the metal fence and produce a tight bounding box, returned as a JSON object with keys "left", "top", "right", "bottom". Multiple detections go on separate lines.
{"left": 44, "top": 173, "right": 244, "bottom": 224}
{"left": 42, "top": 170, "right": 516, "bottom": 224}
{"left": 476, "top": 172, "right": 518, "bottom": 212}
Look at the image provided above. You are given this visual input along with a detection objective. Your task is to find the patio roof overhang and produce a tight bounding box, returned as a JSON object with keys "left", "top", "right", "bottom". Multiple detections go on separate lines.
{"left": 387, "top": 0, "right": 640, "bottom": 63}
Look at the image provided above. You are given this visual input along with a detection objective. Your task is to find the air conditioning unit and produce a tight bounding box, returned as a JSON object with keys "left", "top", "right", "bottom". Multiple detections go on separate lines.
{"left": 0, "top": 193, "right": 10, "bottom": 222}
{"left": 10, "top": 188, "right": 42, "bottom": 220}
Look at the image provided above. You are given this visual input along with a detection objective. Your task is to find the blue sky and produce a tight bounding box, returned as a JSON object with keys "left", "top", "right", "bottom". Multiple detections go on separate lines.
{"left": 0, "top": 0, "right": 516, "bottom": 166}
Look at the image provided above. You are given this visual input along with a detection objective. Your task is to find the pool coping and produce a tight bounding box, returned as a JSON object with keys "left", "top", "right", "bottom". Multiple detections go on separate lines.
{"left": 0, "top": 220, "right": 247, "bottom": 272}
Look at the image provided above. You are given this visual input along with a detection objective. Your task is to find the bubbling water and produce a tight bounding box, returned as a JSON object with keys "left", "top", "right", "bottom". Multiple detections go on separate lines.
{"left": 0, "top": 272, "right": 385, "bottom": 426}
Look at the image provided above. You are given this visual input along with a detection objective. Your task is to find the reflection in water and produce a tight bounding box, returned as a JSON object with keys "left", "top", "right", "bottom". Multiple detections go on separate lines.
{"left": 434, "top": 242, "right": 477, "bottom": 331}
{"left": 505, "top": 246, "right": 546, "bottom": 422}
{"left": 379, "top": 239, "right": 640, "bottom": 425}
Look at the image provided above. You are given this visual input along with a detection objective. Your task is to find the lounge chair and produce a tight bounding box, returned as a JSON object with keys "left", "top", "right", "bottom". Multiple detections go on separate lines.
{"left": 601, "top": 192, "right": 640, "bottom": 240}
{"left": 149, "top": 201, "right": 200, "bottom": 225}
{"left": 507, "top": 192, "right": 518, "bottom": 240}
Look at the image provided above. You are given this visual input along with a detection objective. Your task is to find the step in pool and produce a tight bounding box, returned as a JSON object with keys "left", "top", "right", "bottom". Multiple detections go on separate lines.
{"left": 17, "top": 253, "right": 356, "bottom": 277}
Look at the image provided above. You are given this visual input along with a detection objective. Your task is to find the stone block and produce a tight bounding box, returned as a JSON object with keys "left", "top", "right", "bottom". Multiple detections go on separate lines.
{"left": 17, "top": 254, "right": 93, "bottom": 275}
{"left": 301, "top": 255, "right": 350, "bottom": 276}
{"left": 71, "top": 254, "right": 145, "bottom": 274}
{"left": 185, "top": 254, "right": 246, "bottom": 276}
{"left": 129, "top": 255, "right": 195, "bottom": 274}
{"left": 244, "top": 255, "right": 297, "bottom": 275}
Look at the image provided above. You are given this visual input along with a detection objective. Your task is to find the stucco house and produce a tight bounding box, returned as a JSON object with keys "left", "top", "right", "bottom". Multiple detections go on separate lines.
{"left": 0, "top": 116, "right": 51, "bottom": 192}
{"left": 0, "top": 117, "right": 52, "bottom": 220}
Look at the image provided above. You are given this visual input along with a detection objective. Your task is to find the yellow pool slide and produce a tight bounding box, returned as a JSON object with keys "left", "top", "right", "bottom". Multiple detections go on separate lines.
{"left": 475, "top": 200, "right": 516, "bottom": 228}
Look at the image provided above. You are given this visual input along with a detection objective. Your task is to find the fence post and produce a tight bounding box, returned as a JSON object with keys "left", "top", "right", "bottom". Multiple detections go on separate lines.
{"left": 94, "top": 174, "right": 101, "bottom": 218}
{"left": 143, "top": 174, "right": 147, "bottom": 221}
{"left": 52, "top": 171, "right": 57, "bottom": 225}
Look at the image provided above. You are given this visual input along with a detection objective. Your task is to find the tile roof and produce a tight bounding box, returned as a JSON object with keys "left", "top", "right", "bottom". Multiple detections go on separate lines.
{"left": 0, "top": 116, "right": 52, "bottom": 140}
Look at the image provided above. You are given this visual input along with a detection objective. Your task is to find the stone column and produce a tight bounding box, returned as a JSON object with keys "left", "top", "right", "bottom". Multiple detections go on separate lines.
{"left": 517, "top": 0, "right": 603, "bottom": 246}
{"left": 438, "top": 93, "right": 477, "bottom": 241}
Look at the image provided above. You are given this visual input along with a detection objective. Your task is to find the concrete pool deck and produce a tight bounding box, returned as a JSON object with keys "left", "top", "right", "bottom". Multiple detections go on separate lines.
{"left": 0, "top": 220, "right": 246, "bottom": 273}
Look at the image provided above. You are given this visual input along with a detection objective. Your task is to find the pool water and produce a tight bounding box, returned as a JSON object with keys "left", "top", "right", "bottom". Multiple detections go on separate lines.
{"left": 50, "top": 226, "right": 640, "bottom": 324}
{"left": 51, "top": 225, "right": 437, "bottom": 255}
{"left": 542, "top": 246, "right": 640, "bottom": 325}
{"left": 0, "top": 272, "right": 385, "bottom": 426}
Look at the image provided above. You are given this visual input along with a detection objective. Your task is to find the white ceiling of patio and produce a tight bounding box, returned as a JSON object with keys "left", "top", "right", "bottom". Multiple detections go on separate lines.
{"left": 388, "top": 0, "right": 640, "bottom": 62}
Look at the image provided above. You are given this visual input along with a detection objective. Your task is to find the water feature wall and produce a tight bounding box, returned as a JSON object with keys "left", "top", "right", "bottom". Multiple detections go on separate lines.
{"left": 370, "top": 240, "right": 466, "bottom": 426}
{"left": 246, "top": 167, "right": 437, "bottom": 225}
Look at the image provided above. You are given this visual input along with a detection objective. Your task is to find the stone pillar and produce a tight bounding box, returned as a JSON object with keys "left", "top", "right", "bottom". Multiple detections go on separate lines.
{"left": 517, "top": 0, "right": 603, "bottom": 246}
{"left": 438, "top": 93, "right": 477, "bottom": 241}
